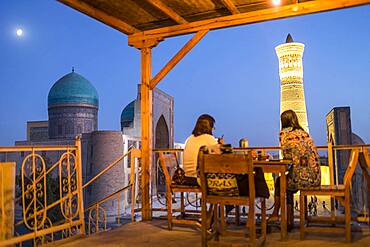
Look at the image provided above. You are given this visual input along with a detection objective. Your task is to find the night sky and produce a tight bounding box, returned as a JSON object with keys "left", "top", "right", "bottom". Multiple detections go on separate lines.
{"left": 1, "top": 1, "right": 369, "bottom": 147}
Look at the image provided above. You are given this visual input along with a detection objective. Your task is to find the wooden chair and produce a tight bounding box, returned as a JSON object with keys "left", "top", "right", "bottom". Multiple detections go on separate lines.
{"left": 158, "top": 152, "right": 202, "bottom": 230}
{"left": 358, "top": 148, "right": 370, "bottom": 225}
{"left": 198, "top": 150, "right": 266, "bottom": 247}
{"left": 299, "top": 148, "right": 360, "bottom": 242}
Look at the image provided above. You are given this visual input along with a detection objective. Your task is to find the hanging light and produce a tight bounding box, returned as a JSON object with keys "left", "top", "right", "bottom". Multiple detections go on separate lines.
{"left": 292, "top": 0, "right": 300, "bottom": 11}
{"left": 272, "top": 0, "right": 281, "bottom": 6}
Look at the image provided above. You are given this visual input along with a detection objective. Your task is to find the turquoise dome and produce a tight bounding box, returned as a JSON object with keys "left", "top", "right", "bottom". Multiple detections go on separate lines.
{"left": 121, "top": 100, "right": 135, "bottom": 123}
{"left": 48, "top": 71, "right": 99, "bottom": 107}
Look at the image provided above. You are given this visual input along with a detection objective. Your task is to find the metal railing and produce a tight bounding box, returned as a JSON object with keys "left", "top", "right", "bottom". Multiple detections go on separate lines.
{"left": 0, "top": 138, "right": 85, "bottom": 246}
{"left": 82, "top": 148, "right": 141, "bottom": 235}
{"left": 0, "top": 138, "right": 142, "bottom": 246}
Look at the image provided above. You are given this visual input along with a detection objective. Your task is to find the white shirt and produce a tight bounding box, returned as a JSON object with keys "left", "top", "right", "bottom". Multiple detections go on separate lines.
{"left": 183, "top": 134, "right": 218, "bottom": 177}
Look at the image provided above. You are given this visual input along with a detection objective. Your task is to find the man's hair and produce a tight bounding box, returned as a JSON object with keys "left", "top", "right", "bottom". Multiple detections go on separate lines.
{"left": 192, "top": 114, "right": 215, "bottom": 137}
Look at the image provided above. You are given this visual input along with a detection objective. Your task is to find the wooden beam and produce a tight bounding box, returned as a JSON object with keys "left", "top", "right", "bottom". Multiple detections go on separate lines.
{"left": 140, "top": 47, "right": 153, "bottom": 221}
{"left": 58, "top": 0, "right": 140, "bottom": 35}
{"left": 146, "top": 0, "right": 187, "bottom": 24}
{"left": 129, "top": 0, "right": 370, "bottom": 45}
{"left": 220, "top": 0, "right": 240, "bottom": 14}
{"left": 150, "top": 30, "right": 208, "bottom": 89}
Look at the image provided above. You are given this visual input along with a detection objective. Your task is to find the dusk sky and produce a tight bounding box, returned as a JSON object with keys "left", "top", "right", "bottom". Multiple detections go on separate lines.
{"left": 1, "top": 1, "right": 369, "bottom": 147}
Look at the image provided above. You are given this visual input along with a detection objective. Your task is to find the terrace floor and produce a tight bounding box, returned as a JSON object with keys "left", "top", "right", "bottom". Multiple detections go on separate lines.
{"left": 57, "top": 219, "right": 370, "bottom": 247}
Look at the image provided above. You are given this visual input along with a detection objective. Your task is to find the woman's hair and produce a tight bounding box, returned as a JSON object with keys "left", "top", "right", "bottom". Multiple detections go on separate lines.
{"left": 281, "top": 110, "right": 304, "bottom": 131}
{"left": 192, "top": 114, "right": 215, "bottom": 137}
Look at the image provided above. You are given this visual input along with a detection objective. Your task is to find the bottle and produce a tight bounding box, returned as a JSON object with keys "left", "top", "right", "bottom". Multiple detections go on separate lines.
{"left": 257, "top": 151, "right": 262, "bottom": 161}
{"left": 239, "top": 138, "right": 249, "bottom": 148}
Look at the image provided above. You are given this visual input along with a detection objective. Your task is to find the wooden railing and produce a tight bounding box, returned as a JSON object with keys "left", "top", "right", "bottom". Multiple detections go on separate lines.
{"left": 153, "top": 144, "right": 370, "bottom": 223}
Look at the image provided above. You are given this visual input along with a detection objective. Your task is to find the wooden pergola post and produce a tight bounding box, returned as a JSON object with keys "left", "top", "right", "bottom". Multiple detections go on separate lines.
{"left": 136, "top": 32, "right": 207, "bottom": 220}
{"left": 140, "top": 45, "right": 153, "bottom": 221}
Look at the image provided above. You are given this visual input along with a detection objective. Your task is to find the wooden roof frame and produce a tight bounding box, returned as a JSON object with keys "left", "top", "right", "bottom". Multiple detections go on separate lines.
{"left": 220, "top": 0, "right": 240, "bottom": 14}
{"left": 58, "top": 0, "right": 370, "bottom": 223}
{"left": 146, "top": 0, "right": 188, "bottom": 24}
{"left": 128, "top": 0, "right": 370, "bottom": 47}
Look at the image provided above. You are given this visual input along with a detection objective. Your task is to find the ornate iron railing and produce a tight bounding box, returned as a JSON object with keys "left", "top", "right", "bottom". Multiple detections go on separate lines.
{"left": 0, "top": 138, "right": 85, "bottom": 246}
{"left": 0, "top": 137, "right": 142, "bottom": 246}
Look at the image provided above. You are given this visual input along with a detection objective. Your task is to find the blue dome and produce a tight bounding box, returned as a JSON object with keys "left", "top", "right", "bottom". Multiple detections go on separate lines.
{"left": 48, "top": 71, "right": 99, "bottom": 107}
{"left": 121, "top": 100, "right": 135, "bottom": 123}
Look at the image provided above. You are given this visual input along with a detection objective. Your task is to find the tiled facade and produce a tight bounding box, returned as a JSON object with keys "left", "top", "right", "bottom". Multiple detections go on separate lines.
{"left": 326, "top": 107, "right": 368, "bottom": 212}
{"left": 3, "top": 71, "right": 174, "bottom": 221}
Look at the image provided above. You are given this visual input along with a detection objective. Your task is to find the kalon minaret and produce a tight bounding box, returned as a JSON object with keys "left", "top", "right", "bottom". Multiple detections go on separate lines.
{"left": 275, "top": 34, "right": 309, "bottom": 132}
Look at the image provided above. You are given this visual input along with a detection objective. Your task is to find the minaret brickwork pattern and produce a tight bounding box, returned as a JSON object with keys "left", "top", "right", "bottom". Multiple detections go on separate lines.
{"left": 275, "top": 34, "right": 309, "bottom": 132}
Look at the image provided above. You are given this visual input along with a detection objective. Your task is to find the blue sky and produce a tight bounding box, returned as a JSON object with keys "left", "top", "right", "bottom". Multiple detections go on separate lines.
{"left": 0, "top": 1, "right": 369, "bottom": 147}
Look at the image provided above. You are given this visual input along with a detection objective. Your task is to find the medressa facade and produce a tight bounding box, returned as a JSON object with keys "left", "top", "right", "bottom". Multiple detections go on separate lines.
{"left": 47, "top": 71, "right": 99, "bottom": 139}
{"left": 3, "top": 70, "right": 174, "bottom": 221}
{"left": 326, "top": 107, "right": 368, "bottom": 213}
{"left": 119, "top": 85, "right": 175, "bottom": 195}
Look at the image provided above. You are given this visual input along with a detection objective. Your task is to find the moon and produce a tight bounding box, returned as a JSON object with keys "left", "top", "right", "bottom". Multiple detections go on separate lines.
{"left": 16, "top": 29, "right": 23, "bottom": 37}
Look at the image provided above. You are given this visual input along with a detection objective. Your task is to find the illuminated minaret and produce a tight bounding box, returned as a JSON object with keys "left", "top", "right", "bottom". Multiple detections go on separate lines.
{"left": 275, "top": 34, "right": 309, "bottom": 132}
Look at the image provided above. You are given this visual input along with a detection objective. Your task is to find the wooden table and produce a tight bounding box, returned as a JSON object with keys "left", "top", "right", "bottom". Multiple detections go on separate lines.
{"left": 254, "top": 159, "right": 291, "bottom": 241}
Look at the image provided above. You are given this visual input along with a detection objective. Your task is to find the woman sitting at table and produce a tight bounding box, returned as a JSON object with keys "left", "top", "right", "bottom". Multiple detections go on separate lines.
{"left": 183, "top": 114, "right": 241, "bottom": 196}
{"left": 183, "top": 114, "right": 220, "bottom": 186}
{"left": 268, "top": 110, "right": 321, "bottom": 230}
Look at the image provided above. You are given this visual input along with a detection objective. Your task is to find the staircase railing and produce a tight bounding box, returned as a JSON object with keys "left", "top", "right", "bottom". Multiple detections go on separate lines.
{"left": 82, "top": 148, "right": 141, "bottom": 235}
{"left": 0, "top": 137, "right": 141, "bottom": 246}
{"left": 0, "top": 138, "right": 84, "bottom": 246}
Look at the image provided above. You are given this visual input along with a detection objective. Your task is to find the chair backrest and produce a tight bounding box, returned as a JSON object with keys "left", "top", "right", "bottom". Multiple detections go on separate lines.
{"left": 327, "top": 140, "right": 335, "bottom": 186}
{"left": 158, "top": 152, "right": 179, "bottom": 184}
{"left": 362, "top": 148, "right": 370, "bottom": 169}
{"left": 343, "top": 149, "right": 360, "bottom": 188}
{"left": 198, "top": 150, "right": 254, "bottom": 198}
{"left": 200, "top": 153, "right": 253, "bottom": 175}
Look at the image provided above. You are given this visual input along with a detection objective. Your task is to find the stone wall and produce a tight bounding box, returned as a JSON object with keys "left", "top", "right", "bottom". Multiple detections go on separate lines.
{"left": 48, "top": 104, "right": 98, "bottom": 139}
{"left": 88, "top": 131, "right": 125, "bottom": 219}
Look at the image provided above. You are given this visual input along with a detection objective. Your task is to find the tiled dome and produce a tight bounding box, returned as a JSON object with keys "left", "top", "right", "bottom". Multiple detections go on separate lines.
{"left": 120, "top": 100, "right": 135, "bottom": 128}
{"left": 48, "top": 71, "right": 98, "bottom": 107}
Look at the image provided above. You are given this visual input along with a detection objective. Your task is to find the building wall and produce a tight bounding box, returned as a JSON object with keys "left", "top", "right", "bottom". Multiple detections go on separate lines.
{"left": 121, "top": 85, "right": 174, "bottom": 196}
{"left": 326, "top": 107, "right": 352, "bottom": 184}
{"left": 152, "top": 87, "right": 174, "bottom": 149}
{"left": 87, "top": 131, "right": 125, "bottom": 219}
{"left": 121, "top": 135, "right": 141, "bottom": 209}
{"left": 122, "top": 85, "right": 174, "bottom": 148}
{"left": 27, "top": 121, "right": 49, "bottom": 142}
{"left": 48, "top": 105, "right": 98, "bottom": 139}
{"left": 326, "top": 107, "right": 368, "bottom": 212}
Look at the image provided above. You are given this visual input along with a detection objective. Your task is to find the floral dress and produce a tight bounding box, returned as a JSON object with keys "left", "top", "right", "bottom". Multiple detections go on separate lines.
{"left": 280, "top": 127, "right": 321, "bottom": 191}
